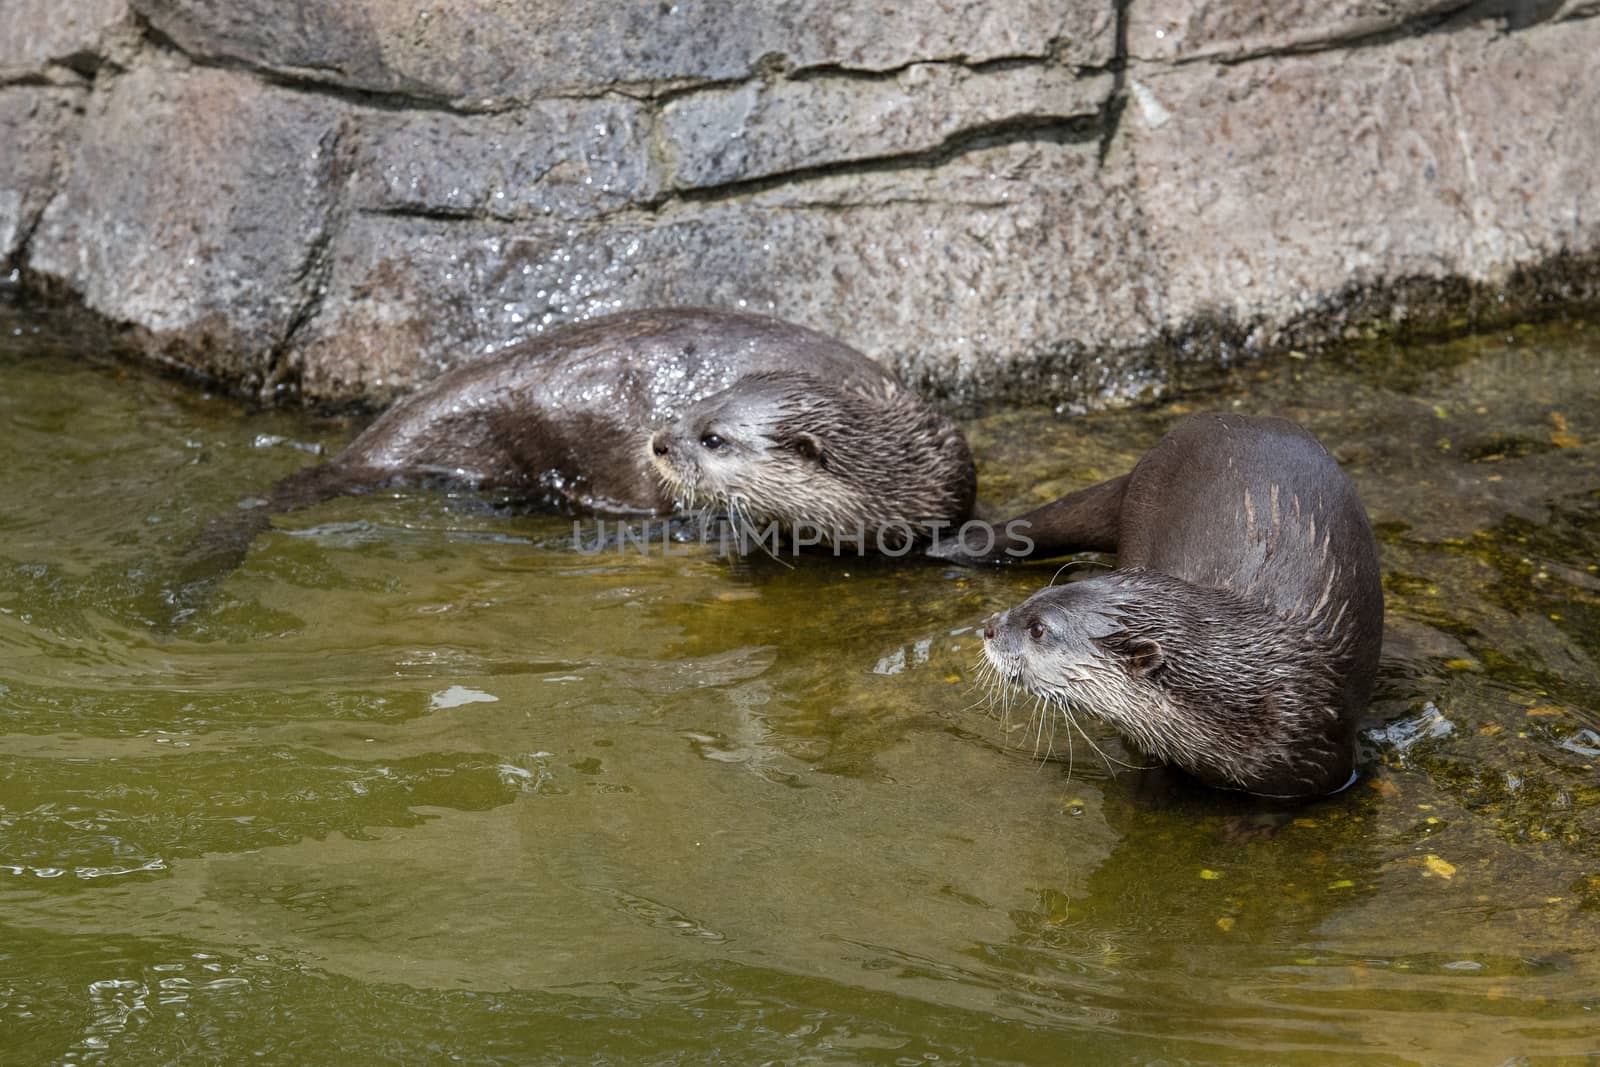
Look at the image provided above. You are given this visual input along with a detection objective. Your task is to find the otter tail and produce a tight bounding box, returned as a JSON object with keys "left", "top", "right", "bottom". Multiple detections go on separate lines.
{"left": 153, "top": 462, "right": 364, "bottom": 631}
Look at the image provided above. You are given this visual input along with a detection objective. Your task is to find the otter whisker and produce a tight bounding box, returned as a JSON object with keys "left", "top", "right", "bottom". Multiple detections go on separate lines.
{"left": 1044, "top": 556, "right": 1116, "bottom": 588}
{"left": 673, "top": 470, "right": 698, "bottom": 515}
{"left": 998, "top": 670, "right": 1020, "bottom": 732}
{"left": 1061, "top": 698, "right": 1077, "bottom": 786}
{"left": 1027, "top": 691, "right": 1045, "bottom": 755}
{"left": 1052, "top": 696, "right": 1149, "bottom": 773}
{"left": 1036, "top": 697, "right": 1049, "bottom": 764}
{"left": 960, "top": 662, "right": 1000, "bottom": 716}
{"left": 985, "top": 663, "right": 1014, "bottom": 731}
{"left": 957, "top": 670, "right": 987, "bottom": 702}
{"left": 728, "top": 495, "right": 793, "bottom": 570}
{"left": 1030, "top": 692, "right": 1060, "bottom": 765}
{"left": 982, "top": 660, "right": 1010, "bottom": 723}
{"left": 1050, "top": 699, "right": 1115, "bottom": 778}
{"left": 1041, "top": 698, "right": 1061, "bottom": 765}
{"left": 960, "top": 676, "right": 995, "bottom": 717}
{"left": 972, "top": 655, "right": 1000, "bottom": 712}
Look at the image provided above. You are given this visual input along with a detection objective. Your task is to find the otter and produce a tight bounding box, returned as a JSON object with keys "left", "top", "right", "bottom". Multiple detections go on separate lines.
{"left": 970, "top": 413, "right": 1383, "bottom": 799}
{"left": 648, "top": 370, "right": 975, "bottom": 551}
{"left": 172, "top": 309, "right": 976, "bottom": 611}
{"left": 272, "top": 308, "right": 941, "bottom": 513}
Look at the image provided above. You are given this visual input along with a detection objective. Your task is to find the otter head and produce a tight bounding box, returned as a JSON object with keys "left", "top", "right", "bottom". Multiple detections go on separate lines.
{"left": 647, "top": 370, "right": 975, "bottom": 549}
{"left": 982, "top": 570, "right": 1356, "bottom": 796}
{"left": 982, "top": 576, "right": 1171, "bottom": 737}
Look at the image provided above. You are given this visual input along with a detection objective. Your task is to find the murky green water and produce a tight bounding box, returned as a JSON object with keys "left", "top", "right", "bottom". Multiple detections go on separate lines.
{"left": 2, "top": 303, "right": 1597, "bottom": 1065}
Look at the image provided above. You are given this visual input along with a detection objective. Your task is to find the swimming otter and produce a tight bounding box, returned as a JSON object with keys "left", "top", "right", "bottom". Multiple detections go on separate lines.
{"left": 277, "top": 308, "right": 935, "bottom": 513}
{"left": 648, "top": 370, "right": 976, "bottom": 550}
{"left": 173, "top": 309, "right": 975, "bottom": 608}
{"left": 973, "top": 413, "right": 1383, "bottom": 798}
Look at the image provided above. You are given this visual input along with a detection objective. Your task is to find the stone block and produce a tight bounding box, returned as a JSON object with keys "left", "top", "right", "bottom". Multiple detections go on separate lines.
{"left": 131, "top": 0, "right": 1113, "bottom": 105}
{"left": 27, "top": 60, "right": 348, "bottom": 391}
{"left": 1127, "top": 0, "right": 1474, "bottom": 62}
{"left": 352, "top": 100, "right": 663, "bottom": 221}
{"left": 0, "top": 89, "right": 82, "bottom": 263}
{"left": 293, "top": 141, "right": 1159, "bottom": 407}
{"left": 1443, "top": 19, "right": 1600, "bottom": 269}
{"left": 0, "top": 0, "right": 128, "bottom": 77}
{"left": 1121, "top": 25, "right": 1512, "bottom": 341}
{"left": 662, "top": 62, "right": 1113, "bottom": 189}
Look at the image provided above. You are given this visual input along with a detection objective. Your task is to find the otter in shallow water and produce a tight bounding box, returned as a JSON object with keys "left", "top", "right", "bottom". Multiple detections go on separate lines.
{"left": 273, "top": 308, "right": 943, "bottom": 514}
{"left": 173, "top": 309, "right": 975, "bottom": 611}
{"left": 648, "top": 370, "right": 976, "bottom": 550}
{"left": 974, "top": 413, "right": 1383, "bottom": 799}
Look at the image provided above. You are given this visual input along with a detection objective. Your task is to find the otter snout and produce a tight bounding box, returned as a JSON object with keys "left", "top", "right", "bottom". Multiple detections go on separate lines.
{"left": 982, "top": 603, "right": 1063, "bottom": 667}
{"left": 981, "top": 610, "right": 1025, "bottom": 660}
{"left": 649, "top": 431, "right": 670, "bottom": 458}
{"left": 981, "top": 609, "right": 1033, "bottom": 688}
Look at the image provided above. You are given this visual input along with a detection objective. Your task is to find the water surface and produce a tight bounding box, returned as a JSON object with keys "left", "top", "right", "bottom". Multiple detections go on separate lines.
{"left": 2, "top": 306, "right": 1597, "bottom": 1064}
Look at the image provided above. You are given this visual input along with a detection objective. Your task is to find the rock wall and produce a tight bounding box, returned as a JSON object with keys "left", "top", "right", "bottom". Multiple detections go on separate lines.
{"left": 3, "top": 1, "right": 1598, "bottom": 409}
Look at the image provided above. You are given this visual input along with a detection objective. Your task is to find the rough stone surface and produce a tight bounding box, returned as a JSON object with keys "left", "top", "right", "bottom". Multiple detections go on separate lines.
{"left": 353, "top": 101, "right": 663, "bottom": 222}
{"left": 9, "top": 0, "right": 1600, "bottom": 409}
{"left": 294, "top": 141, "right": 1157, "bottom": 407}
{"left": 132, "top": 0, "right": 1114, "bottom": 106}
{"left": 0, "top": 0, "right": 128, "bottom": 77}
{"left": 1447, "top": 21, "right": 1600, "bottom": 270}
{"left": 0, "top": 90, "right": 82, "bottom": 264}
{"left": 1121, "top": 18, "right": 1600, "bottom": 355}
{"left": 662, "top": 63, "right": 1112, "bottom": 189}
{"left": 26, "top": 60, "right": 349, "bottom": 389}
{"left": 1126, "top": 1, "right": 1474, "bottom": 61}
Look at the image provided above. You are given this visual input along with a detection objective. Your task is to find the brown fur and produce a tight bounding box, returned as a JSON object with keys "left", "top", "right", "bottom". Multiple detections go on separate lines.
{"left": 164, "top": 310, "right": 975, "bottom": 624}
{"left": 976, "top": 413, "right": 1383, "bottom": 799}
{"left": 649, "top": 370, "right": 976, "bottom": 548}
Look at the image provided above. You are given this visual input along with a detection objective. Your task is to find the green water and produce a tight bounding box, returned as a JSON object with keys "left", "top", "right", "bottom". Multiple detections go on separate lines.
{"left": 2, "top": 305, "right": 1598, "bottom": 1065}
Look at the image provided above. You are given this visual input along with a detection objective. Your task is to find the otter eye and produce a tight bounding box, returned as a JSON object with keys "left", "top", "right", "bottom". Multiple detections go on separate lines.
{"left": 1027, "top": 620, "right": 1046, "bottom": 641}
{"left": 699, "top": 432, "right": 724, "bottom": 450}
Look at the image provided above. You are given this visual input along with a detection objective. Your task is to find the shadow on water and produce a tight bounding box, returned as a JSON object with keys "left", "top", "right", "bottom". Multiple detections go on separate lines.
{"left": 2, "top": 301, "right": 1599, "bottom": 1063}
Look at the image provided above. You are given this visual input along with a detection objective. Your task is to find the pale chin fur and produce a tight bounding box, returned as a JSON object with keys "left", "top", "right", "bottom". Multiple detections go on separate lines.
{"left": 648, "top": 453, "right": 694, "bottom": 512}
{"left": 982, "top": 634, "right": 1172, "bottom": 757}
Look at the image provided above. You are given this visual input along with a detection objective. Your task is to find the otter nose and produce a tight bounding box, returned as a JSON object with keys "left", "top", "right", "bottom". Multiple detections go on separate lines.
{"left": 650, "top": 432, "right": 669, "bottom": 458}
{"left": 982, "top": 613, "right": 999, "bottom": 641}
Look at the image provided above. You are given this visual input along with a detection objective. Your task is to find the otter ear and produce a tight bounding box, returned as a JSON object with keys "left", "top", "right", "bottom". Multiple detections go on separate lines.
{"left": 1126, "top": 638, "right": 1164, "bottom": 678}
{"left": 790, "top": 432, "right": 827, "bottom": 467}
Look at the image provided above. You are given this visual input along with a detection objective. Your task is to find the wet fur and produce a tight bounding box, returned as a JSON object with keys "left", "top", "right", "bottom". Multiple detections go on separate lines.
{"left": 165, "top": 309, "right": 975, "bottom": 623}
{"left": 649, "top": 370, "right": 976, "bottom": 546}
{"left": 978, "top": 413, "right": 1383, "bottom": 799}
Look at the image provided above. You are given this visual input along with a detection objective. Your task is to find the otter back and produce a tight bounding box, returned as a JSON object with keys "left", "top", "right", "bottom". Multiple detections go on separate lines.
{"left": 979, "top": 413, "right": 1383, "bottom": 799}
{"left": 329, "top": 307, "right": 894, "bottom": 514}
